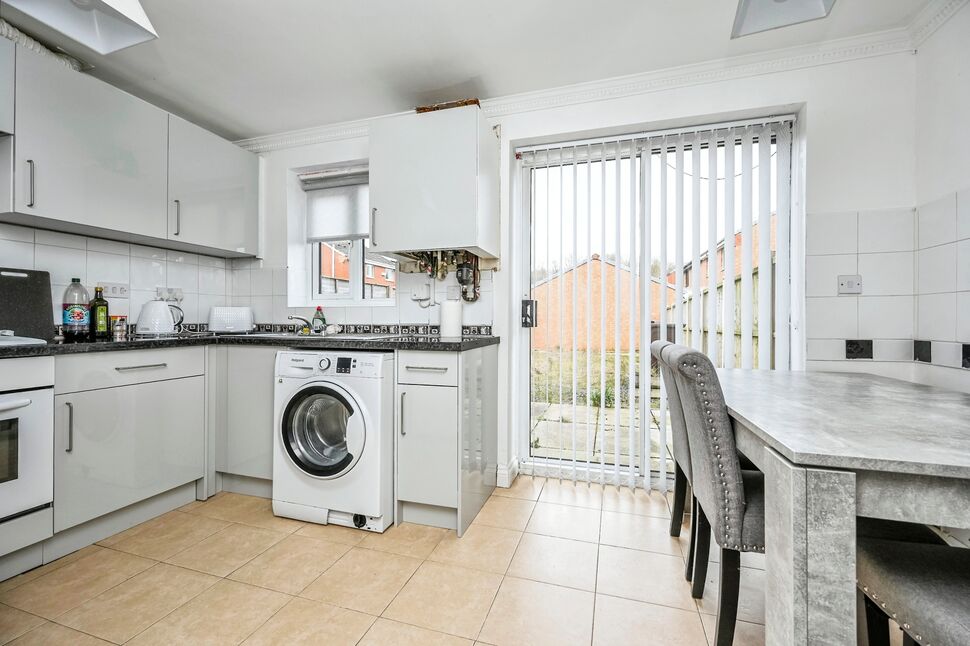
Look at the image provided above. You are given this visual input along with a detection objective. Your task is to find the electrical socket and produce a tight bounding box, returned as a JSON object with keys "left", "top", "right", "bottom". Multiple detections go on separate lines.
{"left": 100, "top": 282, "right": 129, "bottom": 298}
{"left": 838, "top": 274, "right": 862, "bottom": 295}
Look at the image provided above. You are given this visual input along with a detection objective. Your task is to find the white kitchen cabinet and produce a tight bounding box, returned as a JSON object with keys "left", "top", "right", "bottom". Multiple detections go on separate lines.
{"left": 9, "top": 45, "right": 169, "bottom": 239}
{"left": 225, "top": 346, "right": 278, "bottom": 480}
{"left": 369, "top": 105, "right": 499, "bottom": 258}
{"left": 168, "top": 115, "right": 259, "bottom": 255}
{"left": 53, "top": 375, "right": 205, "bottom": 532}
{"left": 395, "top": 346, "right": 497, "bottom": 535}
{"left": 0, "top": 38, "right": 13, "bottom": 134}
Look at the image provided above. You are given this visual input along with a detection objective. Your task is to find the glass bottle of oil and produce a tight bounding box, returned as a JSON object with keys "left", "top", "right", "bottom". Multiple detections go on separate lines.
{"left": 89, "top": 285, "right": 110, "bottom": 342}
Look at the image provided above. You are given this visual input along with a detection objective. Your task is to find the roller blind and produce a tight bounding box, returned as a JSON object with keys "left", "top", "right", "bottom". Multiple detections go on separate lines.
{"left": 303, "top": 171, "right": 369, "bottom": 242}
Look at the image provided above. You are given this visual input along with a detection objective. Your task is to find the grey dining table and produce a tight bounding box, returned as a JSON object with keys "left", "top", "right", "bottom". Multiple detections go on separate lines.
{"left": 717, "top": 369, "right": 970, "bottom": 646}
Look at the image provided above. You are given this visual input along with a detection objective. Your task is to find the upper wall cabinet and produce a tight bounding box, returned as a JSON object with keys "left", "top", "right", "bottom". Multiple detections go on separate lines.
{"left": 11, "top": 46, "right": 169, "bottom": 239}
{"left": 368, "top": 105, "right": 499, "bottom": 258}
{"left": 168, "top": 116, "right": 259, "bottom": 255}
{"left": 0, "top": 38, "right": 13, "bottom": 134}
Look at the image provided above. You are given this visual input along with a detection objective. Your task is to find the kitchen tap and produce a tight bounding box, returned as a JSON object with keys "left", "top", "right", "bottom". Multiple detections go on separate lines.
{"left": 288, "top": 315, "right": 313, "bottom": 335}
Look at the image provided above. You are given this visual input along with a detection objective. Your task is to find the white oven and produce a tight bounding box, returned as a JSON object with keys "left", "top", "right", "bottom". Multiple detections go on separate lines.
{"left": 0, "top": 356, "right": 54, "bottom": 557}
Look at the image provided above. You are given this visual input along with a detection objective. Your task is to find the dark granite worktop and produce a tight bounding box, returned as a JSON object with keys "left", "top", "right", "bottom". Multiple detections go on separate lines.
{"left": 0, "top": 334, "right": 499, "bottom": 359}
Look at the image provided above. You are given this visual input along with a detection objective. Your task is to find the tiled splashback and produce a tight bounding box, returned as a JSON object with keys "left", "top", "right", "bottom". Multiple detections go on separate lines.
{"left": 0, "top": 223, "right": 228, "bottom": 325}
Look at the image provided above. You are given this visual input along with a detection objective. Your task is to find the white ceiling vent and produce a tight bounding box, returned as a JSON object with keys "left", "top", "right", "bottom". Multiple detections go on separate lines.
{"left": 732, "top": 0, "right": 837, "bottom": 39}
{"left": 1, "top": 0, "right": 157, "bottom": 54}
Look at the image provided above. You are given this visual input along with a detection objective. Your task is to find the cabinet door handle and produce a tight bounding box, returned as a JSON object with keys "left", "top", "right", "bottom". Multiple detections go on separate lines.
{"left": 65, "top": 402, "right": 74, "bottom": 453}
{"left": 405, "top": 365, "right": 448, "bottom": 373}
{"left": 0, "top": 398, "right": 31, "bottom": 413}
{"left": 400, "top": 391, "right": 406, "bottom": 436}
{"left": 174, "top": 199, "right": 181, "bottom": 235}
{"left": 115, "top": 363, "right": 168, "bottom": 372}
{"left": 371, "top": 207, "right": 377, "bottom": 247}
{"left": 26, "top": 159, "right": 35, "bottom": 207}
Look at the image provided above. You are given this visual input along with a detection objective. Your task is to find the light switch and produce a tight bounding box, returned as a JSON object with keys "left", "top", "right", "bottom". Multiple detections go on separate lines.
{"left": 838, "top": 274, "right": 862, "bottom": 295}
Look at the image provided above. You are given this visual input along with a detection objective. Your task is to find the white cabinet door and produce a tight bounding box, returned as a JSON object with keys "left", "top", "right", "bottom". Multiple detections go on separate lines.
{"left": 0, "top": 38, "right": 13, "bottom": 134}
{"left": 225, "top": 346, "right": 277, "bottom": 479}
{"left": 169, "top": 115, "right": 259, "bottom": 254}
{"left": 53, "top": 376, "right": 205, "bottom": 532}
{"left": 369, "top": 106, "right": 479, "bottom": 254}
{"left": 13, "top": 46, "right": 168, "bottom": 238}
{"left": 397, "top": 383, "right": 458, "bottom": 508}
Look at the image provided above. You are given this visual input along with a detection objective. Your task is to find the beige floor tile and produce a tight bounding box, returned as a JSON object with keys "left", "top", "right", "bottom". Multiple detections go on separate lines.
{"left": 359, "top": 618, "right": 474, "bottom": 646}
{"left": 359, "top": 522, "right": 448, "bottom": 559}
{"left": 596, "top": 545, "right": 697, "bottom": 611}
{"left": 383, "top": 561, "right": 502, "bottom": 640}
{"left": 429, "top": 525, "right": 522, "bottom": 574}
{"left": 301, "top": 547, "right": 422, "bottom": 615}
{"left": 525, "top": 502, "right": 601, "bottom": 543}
{"left": 600, "top": 510, "right": 682, "bottom": 556}
{"left": 479, "top": 577, "right": 594, "bottom": 646}
{"left": 0, "top": 603, "right": 44, "bottom": 643}
{"left": 472, "top": 497, "right": 536, "bottom": 531}
{"left": 537, "top": 479, "right": 604, "bottom": 509}
{"left": 701, "top": 614, "right": 765, "bottom": 646}
{"left": 8, "top": 622, "right": 113, "bottom": 645}
{"left": 602, "top": 486, "right": 671, "bottom": 518}
{"left": 165, "top": 523, "right": 287, "bottom": 577}
{"left": 181, "top": 492, "right": 304, "bottom": 533}
{"left": 105, "top": 511, "right": 231, "bottom": 560}
{"left": 0, "top": 546, "right": 105, "bottom": 595}
{"left": 296, "top": 522, "right": 368, "bottom": 546}
{"left": 0, "top": 548, "right": 154, "bottom": 619}
{"left": 243, "top": 597, "right": 374, "bottom": 645}
{"left": 593, "top": 594, "right": 708, "bottom": 646}
{"left": 127, "top": 580, "right": 290, "bottom": 645}
{"left": 229, "top": 534, "right": 351, "bottom": 594}
{"left": 506, "top": 533, "right": 598, "bottom": 591}
{"left": 56, "top": 563, "right": 219, "bottom": 643}
{"left": 491, "top": 476, "right": 546, "bottom": 501}
{"left": 694, "top": 565, "right": 765, "bottom": 625}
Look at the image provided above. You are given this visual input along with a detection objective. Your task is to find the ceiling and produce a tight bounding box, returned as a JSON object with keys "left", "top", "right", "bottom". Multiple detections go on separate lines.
{"left": 1, "top": 0, "right": 932, "bottom": 140}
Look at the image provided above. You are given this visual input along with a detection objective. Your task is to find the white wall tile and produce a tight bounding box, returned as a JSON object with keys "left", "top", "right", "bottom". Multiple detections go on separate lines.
{"left": 463, "top": 289, "right": 494, "bottom": 325}
{"left": 343, "top": 307, "right": 373, "bottom": 324}
{"left": 49, "top": 284, "right": 66, "bottom": 324}
{"left": 272, "top": 295, "right": 289, "bottom": 323}
{"left": 917, "top": 193, "right": 957, "bottom": 249}
{"left": 87, "top": 251, "right": 129, "bottom": 284}
{"left": 35, "top": 230, "right": 86, "bottom": 250}
{"left": 858, "top": 208, "right": 914, "bottom": 253}
{"left": 806, "top": 339, "right": 845, "bottom": 361}
{"left": 806, "top": 212, "right": 857, "bottom": 255}
{"left": 130, "top": 244, "right": 167, "bottom": 260}
{"left": 958, "top": 239, "right": 970, "bottom": 292}
{"left": 0, "top": 223, "right": 34, "bottom": 243}
{"left": 129, "top": 289, "right": 157, "bottom": 324}
{"left": 198, "top": 256, "right": 225, "bottom": 269}
{"left": 273, "top": 268, "right": 287, "bottom": 295}
{"left": 105, "top": 296, "right": 129, "bottom": 319}
{"left": 372, "top": 305, "right": 400, "bottom": 325}
{"left": 958, "top": 188, "right": 970, "bottom": 241}
{"left": 806, "top": 296, "right": 857, "bottom": 339}
{"left": 805, "top": 254, "right": 856, "bottom": 298}
{"left": 167, "top": 261, "right": 199, "bottom": 293}
{"left": 917, "top": 293, "right": 956, "bottom": 342}
{"left": 859, "top": 296, "right": 913, "bottom": 339}
{"left": 166, "top": 251, "right": 198, "bottom": 265}
{"left": 178, "top": 293, "right": 199, "bottom": 324}
{"left": 0, "top": 239, "right": 34, "bottom": 269}
{"left": 916, "top": 243, "right": 957, "bottom": 294}
{"left": 858, "top": 252, "right": 913, "bottom": 296}
{"left": 130, "top": 258, "right": 166, "bottom": 291}
{"left": 932, "top": 341, "right": 962, "bottom": 368}
{"left": 250, "top": 295, "right": 273, "bottom": 323}
{"left": 251, "top": 268, "right": 274, "bottom": 296}
{"left": 231, "top": 269, "right": 252, "bottom": 297}
{"left": 199, "top": 266, "right": 227, "bottom": 295}
{"left": 872, "top": 339, "right": 912, "bottom": 361}
{"left": 35, "top": 245, "right": 86, "bottom": 284}
{"left": 958, "top": 292, "right": 970, "bottom": 342}
{"left": 86, "top": 238, "right": 129, "bottom": 255}
{"left": 199, "top": 294, "right": 227, "bottom": 324}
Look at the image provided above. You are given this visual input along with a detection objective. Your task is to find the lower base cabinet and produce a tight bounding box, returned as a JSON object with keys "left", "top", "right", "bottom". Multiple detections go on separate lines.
{"left": 224, "top": 346, "right": 278, "bottom": 480}
{"left": 397, "top": 384, "right": 459, "bottom": 508}
{"left": 53, "top": 376, "right": 205, "bottom": 532}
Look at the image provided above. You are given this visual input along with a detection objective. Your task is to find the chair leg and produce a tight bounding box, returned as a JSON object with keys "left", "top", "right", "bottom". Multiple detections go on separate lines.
{"left": 685, "top": 495, "right": 697, "bottom": 581}
{"left": 863, "top": 593, "right": 890, "bottom": 646}
{"left": 670, "top": 464, "right": 687, "bottom": 537}
{"left": 691, "top": 504, "right": 711, "bottom": 599}
{"left": 714, "top": 548, "right": 740, "bottom": 646}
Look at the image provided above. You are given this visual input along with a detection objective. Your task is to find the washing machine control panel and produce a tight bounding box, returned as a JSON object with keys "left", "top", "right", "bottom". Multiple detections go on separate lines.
{"left": 278, "top": 352, "right": 389, "bottom": 379}
{"left": 335, "top": 357, "right": 355, "bottom": 374}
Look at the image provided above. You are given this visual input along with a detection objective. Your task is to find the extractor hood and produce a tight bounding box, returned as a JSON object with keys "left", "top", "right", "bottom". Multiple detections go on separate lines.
{"left": 731, "top": 0, "right": 836, "bottom": 39}
{"left": 0, "top": 0, "right": 157, "bottom": 54}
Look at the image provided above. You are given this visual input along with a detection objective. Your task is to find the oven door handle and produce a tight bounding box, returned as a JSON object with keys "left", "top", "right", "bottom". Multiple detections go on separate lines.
{"left": 0, "top": 398, "right": 32, "bottom": 413}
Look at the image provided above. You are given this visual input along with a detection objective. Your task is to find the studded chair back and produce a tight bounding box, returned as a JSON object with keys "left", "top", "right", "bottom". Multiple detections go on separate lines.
{"left": 665, "top": 343, "right": 747, "bottom": 550}
{"left": 650, "top": 340, "right": 691, "bottom": 482}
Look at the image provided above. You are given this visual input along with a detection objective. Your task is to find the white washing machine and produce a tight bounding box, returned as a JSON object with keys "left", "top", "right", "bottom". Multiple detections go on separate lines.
{"left": 272, "top": 350, "right": 394, "bottom": 532}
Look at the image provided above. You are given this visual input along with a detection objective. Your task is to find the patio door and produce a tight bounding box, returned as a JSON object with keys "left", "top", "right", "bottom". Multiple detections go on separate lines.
{"left": 520, "top": 118, "right": 794, "bottom": 489}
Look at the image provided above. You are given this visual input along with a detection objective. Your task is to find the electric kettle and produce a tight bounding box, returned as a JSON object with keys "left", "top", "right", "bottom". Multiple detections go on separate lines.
{"left": 135, "top": 299, "right": 184, "bottom": 336}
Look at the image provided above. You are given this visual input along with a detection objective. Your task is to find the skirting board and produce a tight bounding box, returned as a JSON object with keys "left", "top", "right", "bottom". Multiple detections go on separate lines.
{"left": 497, "top": 458, "right": 519, "bottom": 488}
{"left": 219, "top": 473, "right": 272, "bottom": 499}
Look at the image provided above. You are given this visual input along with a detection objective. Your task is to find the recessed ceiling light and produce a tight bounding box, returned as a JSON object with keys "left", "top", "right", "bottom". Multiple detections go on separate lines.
{"left": 1, "top": 0, "right": 157, "bottom": 54}
{"left": 731, "top": 0, "right": 836, "bottom": 39}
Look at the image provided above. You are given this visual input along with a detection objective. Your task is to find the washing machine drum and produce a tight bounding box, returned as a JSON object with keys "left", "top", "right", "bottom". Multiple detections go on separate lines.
{"left": 281, "top": 385, "right": 365, "bottom": 479}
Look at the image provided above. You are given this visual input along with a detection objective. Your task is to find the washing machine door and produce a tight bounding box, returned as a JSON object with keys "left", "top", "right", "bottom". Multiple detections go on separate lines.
{"left": 281, "top": 384, "right": 365, "bottom": 479}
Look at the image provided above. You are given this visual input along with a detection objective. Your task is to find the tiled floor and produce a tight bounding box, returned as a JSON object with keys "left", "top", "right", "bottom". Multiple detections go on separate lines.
{"left": 0, "top": 478, "right": 766, "bottom": 645}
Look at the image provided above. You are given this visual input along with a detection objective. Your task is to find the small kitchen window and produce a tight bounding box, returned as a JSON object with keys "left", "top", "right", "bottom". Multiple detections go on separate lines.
{"left": 302, "top": 168, "right": 397, "bottom": 305}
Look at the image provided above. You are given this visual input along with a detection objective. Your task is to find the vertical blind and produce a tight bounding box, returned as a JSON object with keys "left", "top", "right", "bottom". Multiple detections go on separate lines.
{"left": 521, "top": 117, "right": 793, "bottom": 491}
